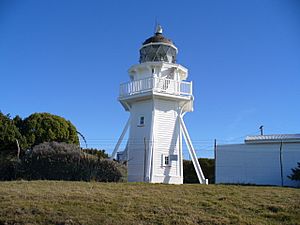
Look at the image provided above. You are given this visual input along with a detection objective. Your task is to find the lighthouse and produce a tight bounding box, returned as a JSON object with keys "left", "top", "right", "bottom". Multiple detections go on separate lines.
{"left": 111, "top": 25, "right": 207, "bottom": 184}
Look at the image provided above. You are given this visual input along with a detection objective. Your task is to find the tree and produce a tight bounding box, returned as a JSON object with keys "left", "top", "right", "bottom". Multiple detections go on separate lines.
{"left": 0, "top": 112, "right": 81, "bottom": 181}
{"left": 13, "top": 115, "right": 23, "bottom": 130}
{"left": 0, "top": 112, "right": 25, "bottom": 157}
{"left": 21, "top": 113, "right": 79, "bottom": 148}
{"left": 0, "top": 112, "right": 26, "bottom": 180}
{"left": 288, "top": 162, "right": 300, "bottom": 181}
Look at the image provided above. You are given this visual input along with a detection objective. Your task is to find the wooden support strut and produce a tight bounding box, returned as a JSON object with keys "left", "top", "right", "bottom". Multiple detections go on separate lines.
{"left": 179, "top": 116, "right": 207, "bottom": 184}
{"left": 110, "top": 117, "right": 131, "bottom": 160}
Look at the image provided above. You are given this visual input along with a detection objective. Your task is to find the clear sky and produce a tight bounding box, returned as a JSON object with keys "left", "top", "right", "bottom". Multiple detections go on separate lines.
{"left": 1, "top": 0, "right": 299, "bottom": 158}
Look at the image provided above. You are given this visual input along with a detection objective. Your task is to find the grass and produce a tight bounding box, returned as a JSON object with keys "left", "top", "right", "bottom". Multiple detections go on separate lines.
{"left": 0, "top": 181, "right": 299, "bottom": 225}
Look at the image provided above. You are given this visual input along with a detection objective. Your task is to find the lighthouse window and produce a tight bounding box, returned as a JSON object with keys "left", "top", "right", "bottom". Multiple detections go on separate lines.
{"left": 162, "top": 154, "right": 171, "bottom": 166}
{"left": 138, "top": 116, "right": 145, "bottom": 127}
{"left": 164, "top": 156, "right": 169, "bottom": 165}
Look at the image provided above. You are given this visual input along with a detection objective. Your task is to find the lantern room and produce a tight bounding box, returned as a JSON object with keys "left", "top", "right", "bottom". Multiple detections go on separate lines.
{"left": 139, "top": 25, "right": 178, "bottom": 64}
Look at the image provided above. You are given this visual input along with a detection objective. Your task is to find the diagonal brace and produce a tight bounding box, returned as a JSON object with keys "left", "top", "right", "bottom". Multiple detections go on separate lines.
{"left": 110, "top": 117, "right": 130, "bottom": 160}
{"left": 179, "top": 116, "right": 207, "bottom": 184}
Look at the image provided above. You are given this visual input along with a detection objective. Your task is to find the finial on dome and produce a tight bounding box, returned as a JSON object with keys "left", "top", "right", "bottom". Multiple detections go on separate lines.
{"left": 155, "top": 24, "right": 163, "bottom": 35}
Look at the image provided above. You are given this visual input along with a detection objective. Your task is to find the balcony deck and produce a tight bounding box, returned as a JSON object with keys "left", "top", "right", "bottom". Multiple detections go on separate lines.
{"left": 119, "top": 77, "right": 192, "bottom": 100}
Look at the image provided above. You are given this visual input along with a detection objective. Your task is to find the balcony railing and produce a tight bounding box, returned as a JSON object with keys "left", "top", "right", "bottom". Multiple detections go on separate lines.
{"left": 119, "top": 77, "right": 192, "bottom": 98}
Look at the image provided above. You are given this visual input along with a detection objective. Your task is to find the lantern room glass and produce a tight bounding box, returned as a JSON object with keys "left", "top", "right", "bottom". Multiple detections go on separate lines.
{"left": 139, "top": 44, "right": 177, "bottom": 63}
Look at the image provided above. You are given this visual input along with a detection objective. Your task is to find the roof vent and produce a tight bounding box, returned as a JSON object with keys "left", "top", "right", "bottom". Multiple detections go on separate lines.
{"left": 155, "top": 24, "right": 163, "bottom": 34}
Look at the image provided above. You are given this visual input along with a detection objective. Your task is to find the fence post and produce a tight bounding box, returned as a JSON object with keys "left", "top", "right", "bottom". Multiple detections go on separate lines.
{"left": 214, "top": 139, "right": 217, "bottom": 184}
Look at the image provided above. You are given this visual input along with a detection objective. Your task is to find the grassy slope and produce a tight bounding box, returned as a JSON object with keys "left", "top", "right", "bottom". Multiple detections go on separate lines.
{"left": 0, "top": 181, "right": 299, "bottom": 225}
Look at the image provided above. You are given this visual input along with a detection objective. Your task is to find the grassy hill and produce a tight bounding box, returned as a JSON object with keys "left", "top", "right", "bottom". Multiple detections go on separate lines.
{"left": 0, "top": 181, "right": 299, "bottom": 225}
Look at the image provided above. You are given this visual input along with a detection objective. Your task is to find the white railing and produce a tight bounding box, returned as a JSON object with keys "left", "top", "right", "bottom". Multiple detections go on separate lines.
{"left": 119, "top": 77, "right": 192, "bottom": 98}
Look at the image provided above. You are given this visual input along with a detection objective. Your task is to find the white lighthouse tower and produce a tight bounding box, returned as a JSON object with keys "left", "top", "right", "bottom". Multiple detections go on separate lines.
{"left": 111, "top": 25, "right": 207, "bottom": 184}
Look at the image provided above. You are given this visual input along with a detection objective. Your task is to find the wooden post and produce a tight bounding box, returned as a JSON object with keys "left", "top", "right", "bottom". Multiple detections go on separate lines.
{"left": 179, "top": 116, "right": 206, "bottom": 184}
{"left": 143, "top": 137, "right": 147, "bottom": 182}
{"left": 110, "top": 117, "right": 130, "bottom": 160}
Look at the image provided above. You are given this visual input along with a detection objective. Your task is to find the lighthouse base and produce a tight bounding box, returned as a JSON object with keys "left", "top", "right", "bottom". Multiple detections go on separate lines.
{"left": 128, "top": 175, "right": 183, "bottom": 184}
{"left": 150, "top": 175, "right": 183, "bottom": 184}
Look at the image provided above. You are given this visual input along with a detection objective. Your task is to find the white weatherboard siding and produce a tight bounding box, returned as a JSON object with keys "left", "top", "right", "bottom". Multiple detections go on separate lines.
{"left": 151, "top": 98, "right": 182, "bottom": 184}
{"left": 216, "top": 143, "right": 300, "bottom": 187}
{"left": 127, "top": 100, "right": 153, "bottom": 182}
{"left": 127, "top": 98, "right": 183, "bottom": 184}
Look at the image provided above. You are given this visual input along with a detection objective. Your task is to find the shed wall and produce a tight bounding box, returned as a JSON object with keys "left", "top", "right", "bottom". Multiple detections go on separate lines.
{"left": 216, "top": 143, "right": 300, "bottom": 187}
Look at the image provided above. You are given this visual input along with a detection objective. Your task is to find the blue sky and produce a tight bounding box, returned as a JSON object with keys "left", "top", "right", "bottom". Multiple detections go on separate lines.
{"left": 1, "top": 0, "right": 299, "bottom": 158}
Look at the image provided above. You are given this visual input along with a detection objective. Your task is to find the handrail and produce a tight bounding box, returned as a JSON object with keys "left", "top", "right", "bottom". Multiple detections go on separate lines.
{"left": 119, "top": 77, "right": 192, "bottom": 98}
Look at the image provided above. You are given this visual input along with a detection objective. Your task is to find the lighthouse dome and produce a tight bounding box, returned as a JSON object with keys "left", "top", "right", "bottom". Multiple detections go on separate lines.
{"left": 139, "top": 25, "right": 177, "bottom": 64}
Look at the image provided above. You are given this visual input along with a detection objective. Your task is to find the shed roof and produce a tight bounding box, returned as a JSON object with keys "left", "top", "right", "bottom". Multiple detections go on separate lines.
{"left": 245, "top": 134, "right": 300, "bottom": 144}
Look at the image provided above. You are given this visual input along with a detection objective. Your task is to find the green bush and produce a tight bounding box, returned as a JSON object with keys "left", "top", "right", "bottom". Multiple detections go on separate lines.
{"left": 20, "top": 142, "right": 126, "bottom": 182}
{"left": 0, "top": 157, "right": 20, "bottom": 181}
{"left": 21, "top": 142, "right": 81, "bottom": 180}
{"left": 0, "top": 112, "right": 121, "bottom": 182}
{"left": 183, "top": 158, "right": 215, "bottom": 184}
{"left": 93, "top": 159, "right": 127, "bottom": 182}
{"left": 288, "top": 162, "right": 300, "bottom": 181}
{"left": 21, "top": 113, "right": 79, "bottom": 149}
{"left": 77, "top": 158, "right": 127, "bottom": 182}
{"left": 82, "top": 148, "right": 108, "bottom": 159}
{"left": 1, "top": 111, "right": 79, "bottom": 157}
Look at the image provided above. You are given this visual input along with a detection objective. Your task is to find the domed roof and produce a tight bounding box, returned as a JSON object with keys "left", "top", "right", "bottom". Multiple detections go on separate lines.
{"left": 142, "top": 25, "right": 174, "bottom": 46}
{"left": 142, "top": 33, "right": 174, "bottom": 45}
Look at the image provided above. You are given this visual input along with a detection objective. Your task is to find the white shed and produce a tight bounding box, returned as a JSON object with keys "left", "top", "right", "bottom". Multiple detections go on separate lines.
{"left": 216, "top": 134, "right": 300, "bottom": 187}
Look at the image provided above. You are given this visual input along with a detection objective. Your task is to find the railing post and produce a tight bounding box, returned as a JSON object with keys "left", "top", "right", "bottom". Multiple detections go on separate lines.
{"left": 173, "top": 80, "right": 175, "bottom": 95}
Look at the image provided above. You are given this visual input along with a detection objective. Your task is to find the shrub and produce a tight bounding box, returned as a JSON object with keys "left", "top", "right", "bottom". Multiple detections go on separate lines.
{"left": 0, "top": 157, "right": 20, "bottom": 181}
{"left": 21, "top": 142, "right": 81, "bottom": 180}
{"left": 93, "top": 159, "right": 127, "bottom": 182}
{"left": 20, "top": 142, "right": 126, "bottom": 182}
{"left": 288, "top": 162, "right": 300, "bottom": 181}
{"left": 82, "top": 148, "right": 108, "bottom": 159}
{"left": 183, "top": 158, "right": 215, "bottom": 184}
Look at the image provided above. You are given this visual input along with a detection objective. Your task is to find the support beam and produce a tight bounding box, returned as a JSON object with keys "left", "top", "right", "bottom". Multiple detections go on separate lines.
{"left": 145, "top": 103, "right": 155, "bottom": 182}
{"left": 179, "top": 116, "right": 207, "bottom": 184}
{"left": 110, "top": 117, "right": 131, "bottom": 160}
